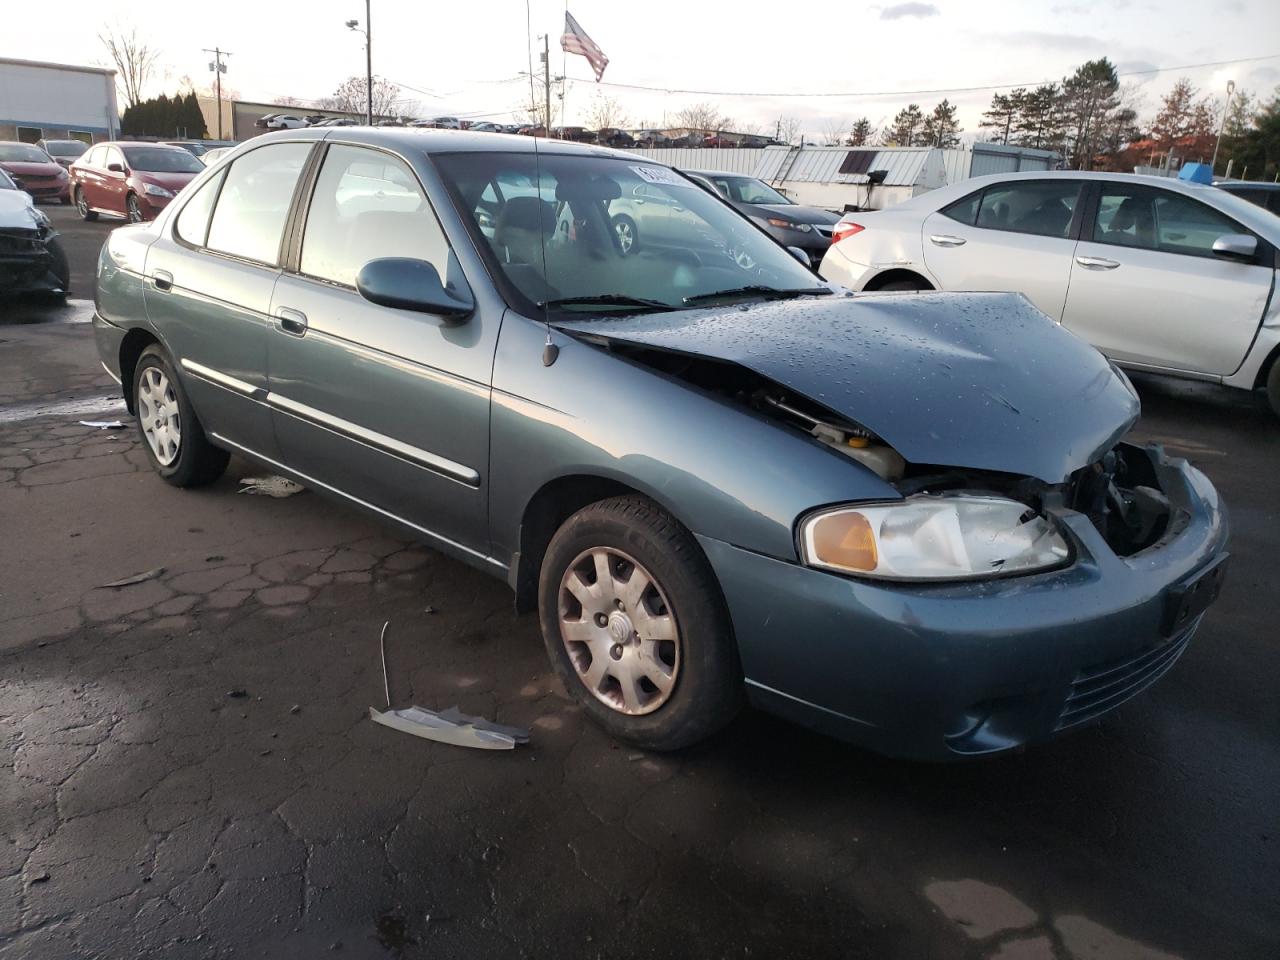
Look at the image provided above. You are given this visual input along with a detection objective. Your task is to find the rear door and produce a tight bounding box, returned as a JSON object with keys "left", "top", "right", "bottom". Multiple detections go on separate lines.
{"left": 1062, "top": 181, "right": 1273, "bottom": 375}
{"left": 266, "top": 142, "right": 495, "bottom": 552}
{"left": 76, "top": 146, "right": 105, "bottom": 208}
{"left": 145, "top": 140, "right": 314, "bottom": 457}
{"left": 921, "top": 179, "right": 1085, "bottom": 320}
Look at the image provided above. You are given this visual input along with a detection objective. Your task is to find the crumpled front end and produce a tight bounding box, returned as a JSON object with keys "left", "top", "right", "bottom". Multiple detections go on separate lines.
{"left": 0, "top": 220, "right": 67, "bottom": 297}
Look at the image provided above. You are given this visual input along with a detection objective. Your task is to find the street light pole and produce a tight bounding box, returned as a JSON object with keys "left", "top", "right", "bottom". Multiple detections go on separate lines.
{"left": 364, "top": 0, "right": 372, "bottom": 125}
{"left": 1211, "top": 79, "right": 1236, "bottom": 176}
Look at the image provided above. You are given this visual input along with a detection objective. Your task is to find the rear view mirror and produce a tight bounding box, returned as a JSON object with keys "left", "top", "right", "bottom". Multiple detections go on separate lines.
{"left": 1212, "top": 234, "right": 1257, "bottom": 261}
{"left": 107, "top": 162, "right": 124, "bottom": 173}
{"left": 355, "top": 258, "right": 474, "bottom": 321}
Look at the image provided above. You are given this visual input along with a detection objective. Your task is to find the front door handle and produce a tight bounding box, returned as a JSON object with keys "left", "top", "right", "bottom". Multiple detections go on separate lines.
{"left": 1075, "top": 256, "right": 1120, "bottom": 270}
{"left": 152, "top": 270, "right": 173, "bottom": 292}
{"left": 276, "top": 307, "right": 308, "bottom": 337}
{"left": 929, "top": 234, "right": 966, "bottom": 247}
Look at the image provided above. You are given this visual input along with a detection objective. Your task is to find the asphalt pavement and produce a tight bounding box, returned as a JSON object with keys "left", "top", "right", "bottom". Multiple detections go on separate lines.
{"left": 0, "top": 205, "right": 1277, "bottom": 959}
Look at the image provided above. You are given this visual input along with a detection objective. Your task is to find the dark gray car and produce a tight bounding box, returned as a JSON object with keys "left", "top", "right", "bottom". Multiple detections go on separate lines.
{"left": 92, "top": 129, "right": 1229, "bottom": 759}
{"left": 684, "top": 169, "right": 840, "bottom": 268}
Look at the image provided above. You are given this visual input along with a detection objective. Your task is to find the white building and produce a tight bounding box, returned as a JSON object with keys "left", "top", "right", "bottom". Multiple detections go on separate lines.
{"left": 0, "top": 57, "right": 119, "bottom": 145}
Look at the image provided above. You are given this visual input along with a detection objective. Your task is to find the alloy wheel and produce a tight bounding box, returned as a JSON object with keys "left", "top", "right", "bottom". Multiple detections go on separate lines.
{"left": 75, "top": 190, "right": 88, "bottom": 218}
{"left": 127, "top": 196, "right": 143, "bottom": 223}
{"left": 558, "top": 547, "right": 680, "bottom": 715}
{"left": 137, "top": 367, "right": 182, "bottom": 466}
{"left": 614, "top": 219, "right": 635, "bottom": 254}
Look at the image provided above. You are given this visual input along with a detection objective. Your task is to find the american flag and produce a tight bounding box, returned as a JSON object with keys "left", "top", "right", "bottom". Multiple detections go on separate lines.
{"left": 560, "top": 11, "right": 609, "bottom": 82}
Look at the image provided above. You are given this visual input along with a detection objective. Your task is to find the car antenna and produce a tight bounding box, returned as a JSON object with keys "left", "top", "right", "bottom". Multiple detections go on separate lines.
{"left": 533, "top": 133, "right": 559, "bottom": 367}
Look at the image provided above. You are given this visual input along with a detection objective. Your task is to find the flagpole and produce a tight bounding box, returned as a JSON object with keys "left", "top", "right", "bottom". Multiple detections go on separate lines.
{"left": 561, "top": 2, "right": 568, "bottom": 131}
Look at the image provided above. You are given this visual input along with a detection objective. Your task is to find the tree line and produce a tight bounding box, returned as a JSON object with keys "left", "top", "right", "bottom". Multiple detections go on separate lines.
{"left": 120, "top": 91, "right": 207, "bottom": 139}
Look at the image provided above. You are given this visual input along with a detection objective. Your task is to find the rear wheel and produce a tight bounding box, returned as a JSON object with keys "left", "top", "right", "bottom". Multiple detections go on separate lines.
{"left": 132, "top": 345, "right": 229, "bottom": 487}
{"left": 1266, "top": 358, "right": 1280, "bottom": 420}
{"left": 75, "top": 188, "right": 97, "bottom": 221}
{"left": 538, "top": 496, "right": 742, "bottom": 750}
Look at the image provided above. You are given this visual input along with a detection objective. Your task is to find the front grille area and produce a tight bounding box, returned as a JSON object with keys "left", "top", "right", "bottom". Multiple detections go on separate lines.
{"left": 813, "top": 224, "right": 833, "bottom": 240}
{"left": 0, "top": 229, "right": 44, "bottom": 256}
{"left": 1056, "top": 624, "right": 1194, "bottom": 730}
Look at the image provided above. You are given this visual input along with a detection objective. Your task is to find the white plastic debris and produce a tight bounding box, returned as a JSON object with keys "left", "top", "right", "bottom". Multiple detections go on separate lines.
{"left": 238, "top": 476, "right": 305, "bottom": 498}
{"left": 79, "top": 420, "right": 126, "bottom": 430}
{"left": 369, "top": 705, "right": 529, "bottom": 750}
{"left": 101, "top": 568, "right": 165, "bottom": 588}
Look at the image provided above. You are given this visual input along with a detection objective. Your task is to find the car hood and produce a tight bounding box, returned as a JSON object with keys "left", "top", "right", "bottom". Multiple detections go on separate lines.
{"left": 554, "top": 291, "right": 1138, "bottom": 484}
{"left": 0, "top": 190, "right": 39, "bottom": 228}
{"left": 754, "top": 203, "right": 841, "bottom": 225}
{"left": 0, "top": 160, "right": 62, "bottom": 178}
{"left": 133, "top": 171, "right": 199, "bottom": 191}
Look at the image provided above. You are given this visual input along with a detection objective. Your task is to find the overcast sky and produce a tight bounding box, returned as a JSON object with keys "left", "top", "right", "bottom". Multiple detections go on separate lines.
{"left": 11, "top": 0, "right": 1280, "bottom": 137}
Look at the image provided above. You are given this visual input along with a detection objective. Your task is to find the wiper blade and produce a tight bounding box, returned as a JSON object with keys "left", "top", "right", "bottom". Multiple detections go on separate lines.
{"left": 682, "top": 285, "right": 831, "bottom": 306}
{"left": 538, "top": 294, "right": 675, "bottom": 313}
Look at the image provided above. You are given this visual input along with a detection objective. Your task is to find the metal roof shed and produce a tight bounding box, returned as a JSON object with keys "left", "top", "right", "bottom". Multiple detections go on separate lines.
{"left": 752, "top": 145, "right": 947, "bottom": 210}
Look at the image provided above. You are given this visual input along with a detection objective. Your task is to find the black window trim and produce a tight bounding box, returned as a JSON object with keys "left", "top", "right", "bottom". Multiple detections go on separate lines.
{"left": 169, "top": 139, "right": 320, "bottom": 271}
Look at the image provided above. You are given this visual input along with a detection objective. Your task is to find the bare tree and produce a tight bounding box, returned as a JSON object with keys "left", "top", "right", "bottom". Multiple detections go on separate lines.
{"left": 273, "top": 95, "right": 302, "bottom": 107}
{"left": 99, "top": 24, "right": 160, "bottom": 107}
{"left": 674, "top": 102, "right": 729, "bottom": 134}
{"left": 776, "top": 115, "right": 803, "bottom": 144}
{"left": 319, "top": 76, "right": 401, "bottom": 119}
{"left": 820, "top": 118, "right": 848, "bottom": 146}
{"left": 585, "top": 93, "right": 629, "bottom": 130}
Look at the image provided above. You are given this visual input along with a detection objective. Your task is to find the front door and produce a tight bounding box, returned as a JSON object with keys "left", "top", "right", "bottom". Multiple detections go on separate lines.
{"left": 145, "top": 141, "right": 314, "bottom": 458}
{"left": 922, "top": 179, "right": 1085, "bottom": 320}
{"left": 1062, "top": 182, "right": 1274, "bottom": 376}
{"left": 102, "top": 146, "right": 130, "bottom": 217}
{"left": 267, "top": 143, "right": 495, "bottom": 555}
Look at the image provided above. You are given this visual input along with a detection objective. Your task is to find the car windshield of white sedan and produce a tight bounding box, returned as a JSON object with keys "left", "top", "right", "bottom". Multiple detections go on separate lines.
{"left": 0, "top": 144, "right": 51, "bottom": 163}
{"left": 435, "top": 152, "right": 824, "bottom": 313}
{"left": 123, "top": 147, "right": 205, "bottom": 173}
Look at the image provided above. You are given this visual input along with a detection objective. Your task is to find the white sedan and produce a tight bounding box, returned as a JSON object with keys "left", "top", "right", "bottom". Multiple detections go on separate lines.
{"left": 820, "top": 171, "right": 1280, "bottom": 417}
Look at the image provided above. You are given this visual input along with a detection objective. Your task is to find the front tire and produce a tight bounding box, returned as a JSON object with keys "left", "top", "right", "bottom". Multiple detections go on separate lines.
{"left": 1266, "top": 358, "right": 1280, "bottom": 420}
{"left": 538, "top": 496, "right": 742, "bottom": 750}
{"left": 126, "top": 194, "right": 143, "bottom": 223}
{"left": 612, "top": 214, "right": 639, "bottom": 255}
{"left": 132, "top": 345, "right": 229, "bottom": 487}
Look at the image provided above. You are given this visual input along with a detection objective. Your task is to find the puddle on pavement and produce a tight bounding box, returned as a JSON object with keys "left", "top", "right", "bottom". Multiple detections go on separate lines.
{"left": 0, "top": 395, "right": 127, "bottom": 425}
{"left": 0, "top": 298, "right": 95, "bottom": 325}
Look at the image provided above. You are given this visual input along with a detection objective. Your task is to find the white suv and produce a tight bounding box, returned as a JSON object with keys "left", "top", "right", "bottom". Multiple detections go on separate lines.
{"left": 820, "top": 171, "right": 1280, "bottom": 417}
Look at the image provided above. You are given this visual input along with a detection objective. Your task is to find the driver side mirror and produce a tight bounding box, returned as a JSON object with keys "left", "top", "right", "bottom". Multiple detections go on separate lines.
{"left": 786, "top": 246, "right": 811, "bottom": 266}
{"left": 355, "top": 257, "right": 474, "bottom": 322}
{"left": 106, "top": 162, "right": 124, "bottom": 173}
{"left": 1211, "top": 233, "right": 1257, "bottom": 262}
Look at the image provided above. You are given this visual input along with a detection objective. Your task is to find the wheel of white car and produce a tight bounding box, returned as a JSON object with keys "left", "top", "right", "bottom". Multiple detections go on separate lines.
{"left": 1266, "top": 359, "right": 1280, "bottom": 421}
{"left": 538, "top": 495, "right": 742, "bottom": 750}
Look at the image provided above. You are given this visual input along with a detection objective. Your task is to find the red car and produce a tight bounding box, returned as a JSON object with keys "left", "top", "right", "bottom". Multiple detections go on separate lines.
{"left": 0, "top": 141, "right": 71, "bottom": 203}
{"left": 68, "top": 141, "right": 204, "bottom": 223}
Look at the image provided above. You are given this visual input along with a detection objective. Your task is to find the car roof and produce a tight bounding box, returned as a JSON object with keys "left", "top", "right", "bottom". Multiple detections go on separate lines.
{"left": 249, "top": 126, "right": 641, "bottom": 161}
{"left": 684, "top": 169, "right": 757, "bottom": 179}
{"left": 1216, "top": 179, "right": 1280, "bottom": 191}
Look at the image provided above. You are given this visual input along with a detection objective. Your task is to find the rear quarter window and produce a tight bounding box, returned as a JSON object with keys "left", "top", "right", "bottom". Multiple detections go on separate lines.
{"left": 941, "top": 191, "right": 980, "bottom": 225}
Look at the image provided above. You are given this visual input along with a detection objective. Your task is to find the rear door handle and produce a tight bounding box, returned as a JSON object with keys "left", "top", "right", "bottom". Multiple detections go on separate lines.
{"left": 1075, "top": 256, "right": 1120, "bottom": 270}
{"left": 152, "top": 270, "right": 173, "bottom": 292}
{"left": 929, "top": 234, "right": 966, "bottom": 247}
{"left": 275, "top": 307, "right": 308, "bottom": 336}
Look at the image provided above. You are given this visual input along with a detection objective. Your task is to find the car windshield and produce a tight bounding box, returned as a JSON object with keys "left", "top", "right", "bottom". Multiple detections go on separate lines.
{"left": 122, "top": 147, "right": 205, "bottom": 173}
{"left": 713, "top": 175, "right": 791, "bottom": 205}
{"left": 435, "top": 152, "right": 822, "bottom": 314}
{"left": 44, "top": 140, "right": 88, "bottom": 158}
{"left": 0, "top": 144, "right": 52, "bottom": 163}
{"left": 170, "top": 142, "right": 208, "bottom": 156}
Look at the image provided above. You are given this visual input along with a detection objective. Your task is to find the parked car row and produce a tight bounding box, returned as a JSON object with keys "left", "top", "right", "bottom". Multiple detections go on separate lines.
{"left": 0, "top": 141, "right": 71, "bottom": 203}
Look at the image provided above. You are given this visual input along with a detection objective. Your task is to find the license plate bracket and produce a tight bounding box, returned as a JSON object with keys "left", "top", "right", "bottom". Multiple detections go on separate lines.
{"left": 1161, "top": 553, "right": 1228, "bottom": 637}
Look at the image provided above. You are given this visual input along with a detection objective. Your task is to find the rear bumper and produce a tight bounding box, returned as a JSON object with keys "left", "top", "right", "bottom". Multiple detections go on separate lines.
{"left": 698, "top": 446, "right": 1229, "bottom": 761}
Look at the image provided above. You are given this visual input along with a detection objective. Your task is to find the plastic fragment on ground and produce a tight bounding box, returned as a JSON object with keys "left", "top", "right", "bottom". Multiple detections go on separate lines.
{"left": 79, "top": 420, "right": 126, "bottom": 429}
{"left": 369, "top": 705, "right": 529, "bottom": 751}
{"left": 101, "top": 567, "right": 165, "bottom": 588}
{"left": 238, "top": 476, "right": 305, "bottom": 498}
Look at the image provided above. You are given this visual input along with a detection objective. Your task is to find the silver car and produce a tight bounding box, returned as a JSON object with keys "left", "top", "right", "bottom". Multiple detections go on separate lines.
{"left": 820, "top": 171, "right": 1280, "bottom": 418}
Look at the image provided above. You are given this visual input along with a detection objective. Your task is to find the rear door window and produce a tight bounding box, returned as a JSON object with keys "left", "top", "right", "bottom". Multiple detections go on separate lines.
{"left": 975, "top": 181, "right": 1081, "bottom": 238}
{"left": 205, "top": 142, "right": 312, "bottom": 265}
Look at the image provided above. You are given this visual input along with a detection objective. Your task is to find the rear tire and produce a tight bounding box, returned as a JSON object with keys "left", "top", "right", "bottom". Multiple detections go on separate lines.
{"left": 75, "top": 188, "right": 97, "bottom": 221}
{"left": 132, "top": 345, "right": 229, "bottom": 487}
{"left": 1266, "top": 358, "right": 1280, "bottom": 420}
{"left": 538, "top": 496, "right": 742, "bottom": 751}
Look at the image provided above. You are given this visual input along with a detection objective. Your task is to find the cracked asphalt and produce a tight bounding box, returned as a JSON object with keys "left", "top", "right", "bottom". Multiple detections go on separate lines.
{"left": 0, "top": 207, "right": 1277, "bottom": 959}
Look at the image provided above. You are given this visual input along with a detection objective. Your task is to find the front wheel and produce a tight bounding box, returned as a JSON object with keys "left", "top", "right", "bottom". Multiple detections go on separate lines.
{"left": 612, "top": 214, "right": 639, "bottom": 255}
{"left": 1266, "top": 359, "right": 1280, "bottom": 421}
{"left": 126, "top": 194, "right": 143, "bottom": 223}
{"left": 133, "top": 345, "right": 229, "bottom": 487}
{"left": 538, "top": 496, "right": 742, "bottom": 751}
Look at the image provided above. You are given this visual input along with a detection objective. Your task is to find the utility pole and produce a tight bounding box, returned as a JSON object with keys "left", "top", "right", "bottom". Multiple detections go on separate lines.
{"left": 543, "top": 35, "right": 552, "bottom": 137}
{"left": 203, "top": 48, "right": 230, "bottom": 140}
{"left": 1211, "top": 79, "right": 1236, "bottom": 176}
{"left": 345, "top": 1, "right": 373, "bottom": 124}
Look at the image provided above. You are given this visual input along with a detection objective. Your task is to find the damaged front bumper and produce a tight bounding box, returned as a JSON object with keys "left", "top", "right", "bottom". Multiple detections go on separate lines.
{"left": 698, "top": 444, "right": 1229, "bottom": 761}
{"left": 0, "top": 227, "right": 67, "bottom": 296}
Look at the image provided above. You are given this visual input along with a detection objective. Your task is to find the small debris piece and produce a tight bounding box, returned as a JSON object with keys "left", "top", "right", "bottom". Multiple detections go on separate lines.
{"left": 227, "top": 689, "right": 248, "bottom": 699}
{"left": 29, "top": 872, "right": 50, "bottom": 885}
{"left": 238, "top": 476, "right": 305, "bottom": 498}
{"left": 424, "top": 605, "right": 436, "bottom": 615}
{"left": 259, "top": 749, "right": 272, "bottom": 757}
{"left": 101, "top": 568, "right": 165, "bottom": 588}
{"left": 379, "top": 620, "right": 392, "bottom": 709}
{"left": 79, "top": 420, "right": 126, "bottom": 430}
{"left": 205, "top": 555, "right": 225, "bottom": 563}
{"left": 289, "top": 704, "right": 301, "bottom": 715}
{"left": 370, "top": 705, "right": 529, "bottom": 750}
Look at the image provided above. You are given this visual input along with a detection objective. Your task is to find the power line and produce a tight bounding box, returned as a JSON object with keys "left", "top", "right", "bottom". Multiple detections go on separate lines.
{"left": 552, "top": 52, "right": 1280, "bottom": 100}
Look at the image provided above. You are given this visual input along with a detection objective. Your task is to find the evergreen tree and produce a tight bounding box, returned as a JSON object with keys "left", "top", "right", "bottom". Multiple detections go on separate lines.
{"left": 921, "top": 99, "right": 962, "bottom": 148}
{"left": 979, "top": 89, "right": 1025, "bottom": 145}
{"left": 847, "top": 117, "right": 873, "bottom": 146}
{"left": 1061, "top": 58, "right": 1121, "bottom": 169}
{"left": 884, "top": 104, "right": 924, "bottom": 146}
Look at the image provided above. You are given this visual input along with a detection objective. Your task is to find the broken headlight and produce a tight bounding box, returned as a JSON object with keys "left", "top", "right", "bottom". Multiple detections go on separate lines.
{"left": 800, "top": 495, "right": 1070, "bottom": 581}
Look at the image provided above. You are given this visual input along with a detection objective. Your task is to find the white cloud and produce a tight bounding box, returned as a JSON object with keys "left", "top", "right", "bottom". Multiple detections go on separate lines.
{"left": 880, "top": 3, "right": 941, "bottom": 20}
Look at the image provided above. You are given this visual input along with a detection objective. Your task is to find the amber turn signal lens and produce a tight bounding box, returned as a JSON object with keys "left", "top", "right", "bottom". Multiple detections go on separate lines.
{"left": 809, "top": 511, "right": 878, "bottom": 572}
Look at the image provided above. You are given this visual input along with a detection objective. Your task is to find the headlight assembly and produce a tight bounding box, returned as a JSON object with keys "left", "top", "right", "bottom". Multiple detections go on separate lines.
{"left": 142, "top": 183, "right": 174, "bottom": 198}
{"left": 800, "top": 496, "right": 1070, "bottom": 581}
{"left": 766, "top": 217, "right": 811, "bottom": 232}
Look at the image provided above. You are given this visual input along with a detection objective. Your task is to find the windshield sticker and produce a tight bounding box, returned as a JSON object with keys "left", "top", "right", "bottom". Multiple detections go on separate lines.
{"left": 630, "top": 165, "right": 690, "bottom": 187}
